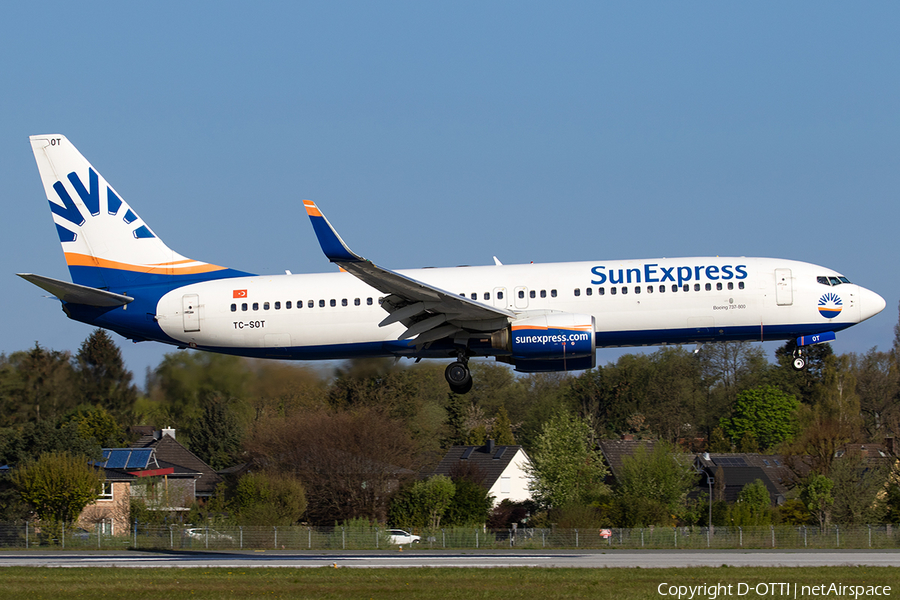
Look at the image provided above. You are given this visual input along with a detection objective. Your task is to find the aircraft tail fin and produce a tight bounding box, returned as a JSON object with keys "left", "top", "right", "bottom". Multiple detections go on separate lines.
{"left": 29, "top": 135, "right": 248, "bottom": 291}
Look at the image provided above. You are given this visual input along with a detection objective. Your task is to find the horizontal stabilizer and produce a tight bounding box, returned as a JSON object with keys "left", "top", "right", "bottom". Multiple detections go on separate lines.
{"left": 17, "top": 273, "right": 133, "bottom": 307}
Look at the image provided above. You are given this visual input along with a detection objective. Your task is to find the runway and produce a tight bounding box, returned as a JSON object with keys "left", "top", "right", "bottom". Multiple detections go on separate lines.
{"left": 2, "top": 549, "right": 900, "bottom": 569}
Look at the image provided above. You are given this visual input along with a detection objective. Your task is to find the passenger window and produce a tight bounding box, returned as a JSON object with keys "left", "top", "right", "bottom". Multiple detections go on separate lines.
{"left": 574, "top": 288, "right": 580, "bottom": 297}
{"left": 716, "top": 283, "right": 722, "bottom": 291}
{"left": 634, "top": 286, "right": 641, "bottom": 294}
{"left": 275, "top": 302, "right": 281, "bottom": 310}
{"left": 610, "top": 287, "right": 617, "bottom": 295}
{"left": 622, "top": 287, "right": 628, "bottom": 295}
{"left": 551, "top": 289, "right": 557, "bottom": 298}
{"left": 530, "top": 290, "right": 536, "bottom": 299}
{"left": 367, "top": 298, "right": 373, "bottom": 305}
{"left": 319, "top": 300, "right": 325, "bottom": 308}
{"left": 540, "top": 290, "right": 547, "bottom": 298}
{"left": 354, "top": 298, "right": 360, "bottom": 306}
{"left": 342, "top": 299, "right": 348, "bottom": 307}
{"left": 727, "top": 282, "right": 734, "bottom": 290}
{"left": 497, "top": 291, "right": 504, "bottom": 299}
{"left": 659, "top": 285, "right": 665, "bottom": 293}
{"left": 264, "top": 302, "right": 270, "bottom": 310}
{"left": 705, "top": 283, "right": 711, "bottom": 291}
{"left": 286, "top": 301, "right": 292, "bottom": 309}
{"left": 242, "top": 303, "right": 248, "bottom": 311}
{"left": 647, "top": 286, "right": 653, "bottom": 293}
{"left": 683, "top": 285, "right": 689, "bottom": 292}
{"left": 309, "top": 300, "right": 314, "bottom": 308}
{"left": 693, "top": 284, "right": 700, "bottom": 292}
{"left": 598, "top": 287, "right": 605, "bottom": 295}
{"left": 231, "top": 304, "right": 237, "bottom": 312}
{"left": 470, "top": 293, "right": 476, "bottom": 300}
{"left": 586, "top": 288, "right": 592, "bottom": 296}
{"left": 485, "top": 292, "right": 490, "bottom": 300}
{"left": 672, "top": 285, "right": 678, "bottom": 292}
{"left": 518, "top": 290, "right": 525, "bottom": 299}
{"left": 330, "top": 299, "right": 336, "bottom": 307}
{"left": 253, "top": 302, "right": 259, "bottom": 311}
{"left": 738, "top": 282, "right": 744, "bottom": 290}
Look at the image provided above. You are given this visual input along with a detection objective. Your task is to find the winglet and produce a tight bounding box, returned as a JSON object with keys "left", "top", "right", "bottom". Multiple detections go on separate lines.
{"left": 303, "top": 200, "right": 363, "bottom": 263}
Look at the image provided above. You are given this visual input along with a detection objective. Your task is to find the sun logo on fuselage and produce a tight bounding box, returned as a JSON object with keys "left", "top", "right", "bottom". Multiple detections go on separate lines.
{"left": 818, "top": 292, "right": 842, "bottom": 319}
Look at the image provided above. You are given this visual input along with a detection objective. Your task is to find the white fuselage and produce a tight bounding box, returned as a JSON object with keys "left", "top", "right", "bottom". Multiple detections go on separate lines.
{"left": 153, "top": 256, "right": 882, "bottom": 359}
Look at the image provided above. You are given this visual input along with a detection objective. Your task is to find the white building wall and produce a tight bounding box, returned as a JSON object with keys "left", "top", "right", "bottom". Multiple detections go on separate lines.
{"left": 487, "top": 448, "right": 532, "bottom": 506}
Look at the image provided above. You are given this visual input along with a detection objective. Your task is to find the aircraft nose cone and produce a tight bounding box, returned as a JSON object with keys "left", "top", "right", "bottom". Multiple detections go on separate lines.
{"left": 859, "top": 286, "right": 886, "bottom": 322}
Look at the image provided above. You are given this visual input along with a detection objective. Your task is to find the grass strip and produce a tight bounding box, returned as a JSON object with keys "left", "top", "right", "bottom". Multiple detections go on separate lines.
{"left": 2, "top": 566, "right": 899, "bottom": 600}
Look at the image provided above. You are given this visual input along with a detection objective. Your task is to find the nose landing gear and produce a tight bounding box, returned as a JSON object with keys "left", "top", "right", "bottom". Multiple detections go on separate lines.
{"left": 445, "top": 357, "right": 472, "bottom": 394}
{"left": 792, "top": 349, "right": 805, "bottom": 371}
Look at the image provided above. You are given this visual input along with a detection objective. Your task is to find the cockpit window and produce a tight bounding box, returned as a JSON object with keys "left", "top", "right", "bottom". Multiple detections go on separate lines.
{"left": 818, "top": 275, "right": 852, "bottom": 286}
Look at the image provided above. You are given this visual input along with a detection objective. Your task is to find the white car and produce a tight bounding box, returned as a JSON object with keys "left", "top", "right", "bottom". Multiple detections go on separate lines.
{"left": 387, "top": 529, "right": 421, "bottom": 545}
{"left": 185, "top": 527, "right": 235, "bottom": 543}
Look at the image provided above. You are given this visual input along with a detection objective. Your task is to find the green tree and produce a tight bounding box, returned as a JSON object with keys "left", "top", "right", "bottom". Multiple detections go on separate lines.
{"left": 614, "top": 442, "right": 697, "bottom": 527}
{"left": 729, "top": 479, "right": 771, "bottom": 526}
{"left": 492, "top": 406, "right": 516, "bottom": 445}
{"left": 526, "top": 411, "right": 608, "bottom": 509}
{"left": 231, "top": 471, "right": 308, "bottom": 526}
{"left": 11, "top": 451, "right": 103, "bottom": 525}
{"left": 190, "top": 392, "right": 244, "bottom": 470}
{"left": 801, "top": 473, "right": 835, "bottom": 529}
{"left": 720, "top": 385, "right": 800, "bottom": 451}
{"left": 830, "top": 451, "right": 888, "bottom": 525}
{"left": 75, "top": 329, "right": 138, "bottom": 419}
{"left": 388, "top": 475, "right": 456, "bottom": 529}
{"left": 63, "top": 406, "right": 127, "bottom": 448}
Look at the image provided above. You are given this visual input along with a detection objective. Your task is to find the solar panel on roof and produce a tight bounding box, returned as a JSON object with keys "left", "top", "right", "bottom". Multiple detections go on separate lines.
{"left": 104, "top": 449, "right": 131, "bottom": 469}
{"left": 460, "top": 448, "right": 474, "bottom": 460}
{"left": 713, "top": 457, "right": 749, "bottom": 467}
{"left": 126, "top": 448, "right": 153, "bottom": 469}
{"left": 493, "top": 447, "right": 507, "bottom": 460}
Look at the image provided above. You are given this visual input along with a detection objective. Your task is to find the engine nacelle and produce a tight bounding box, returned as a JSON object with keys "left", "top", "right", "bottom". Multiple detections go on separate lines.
{"left": 491, "top": 313, "right": 597, "bottom": 373}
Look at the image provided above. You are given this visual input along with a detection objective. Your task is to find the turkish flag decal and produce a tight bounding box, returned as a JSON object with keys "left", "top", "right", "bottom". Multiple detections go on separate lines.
{"left": 233, "top": 290, "right": 248, "bottom": 298}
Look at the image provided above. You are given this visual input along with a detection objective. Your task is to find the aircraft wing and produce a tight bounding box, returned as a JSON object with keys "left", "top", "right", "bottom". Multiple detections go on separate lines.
{"left": 304, "top": 200, "right": 514, "bottom": 345}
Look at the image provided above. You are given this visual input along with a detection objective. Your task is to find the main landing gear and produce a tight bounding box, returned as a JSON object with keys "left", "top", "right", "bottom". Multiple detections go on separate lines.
{"left": 445, "top": 355, "right": 472, "bottom": 394}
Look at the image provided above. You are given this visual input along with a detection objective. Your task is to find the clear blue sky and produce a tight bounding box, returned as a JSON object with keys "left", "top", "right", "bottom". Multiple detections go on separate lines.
{"left": 3, "top": 2, "right": 898, "bottom": 387}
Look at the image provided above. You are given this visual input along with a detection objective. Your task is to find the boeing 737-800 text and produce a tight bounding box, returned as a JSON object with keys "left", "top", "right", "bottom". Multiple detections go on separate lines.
{"left": 19, "top": 135, "right": 886, "bottom": 393}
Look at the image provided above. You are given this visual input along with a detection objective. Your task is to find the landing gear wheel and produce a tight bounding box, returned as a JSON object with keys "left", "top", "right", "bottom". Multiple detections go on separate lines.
{"left": 449, "top": 378, "right": 473, "bottom": 395}
{"left": 792, "top": 356, "right": 806, "bottom": 370}
{"left": 445, "top": 361, "right": 472, "bottom": 394}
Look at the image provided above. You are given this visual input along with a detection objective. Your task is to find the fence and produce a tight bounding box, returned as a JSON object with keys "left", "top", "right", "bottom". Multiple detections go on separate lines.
{"left": 0, "top": 523, "right": 898, "bottom": 550}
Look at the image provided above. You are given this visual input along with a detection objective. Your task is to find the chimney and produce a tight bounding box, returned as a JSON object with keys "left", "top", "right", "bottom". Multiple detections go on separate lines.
{"left": 162, "top": 427, "right": 176, "bottom": 440}
{"left": 622, "top": 434, "right": 634, "bottom": 441}
{"left": 485, "top": 439, "right": 495, "bottom": 454}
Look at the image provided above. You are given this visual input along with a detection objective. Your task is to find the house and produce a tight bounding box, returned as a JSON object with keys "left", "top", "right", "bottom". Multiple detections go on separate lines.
{"left": 431, "top": 440, "right": 532, "bottom": 506}
{"left": 131, "top": 428, "right": 223, "bottom": 499}
{"left": 598, "top": 438, "right": 657, "bottom": 486}
{"left": 598, "top": 438, "right": 793, "bottom": 507}
{"left": 77, "top": 428, "right": 222, "bottom": 534}
{"left": 694, "top": 452, "right": 795, "bottom": 506}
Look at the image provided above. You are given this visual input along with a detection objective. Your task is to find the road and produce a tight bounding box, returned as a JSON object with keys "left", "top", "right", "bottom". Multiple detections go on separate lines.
{"left": 2, "top": 549, "right": 900, "bottom": 569}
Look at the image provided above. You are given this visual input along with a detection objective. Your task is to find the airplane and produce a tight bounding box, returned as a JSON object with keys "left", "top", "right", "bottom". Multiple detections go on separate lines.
{"left": 19, "top": 134, "right": 886, "bottom": 394}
